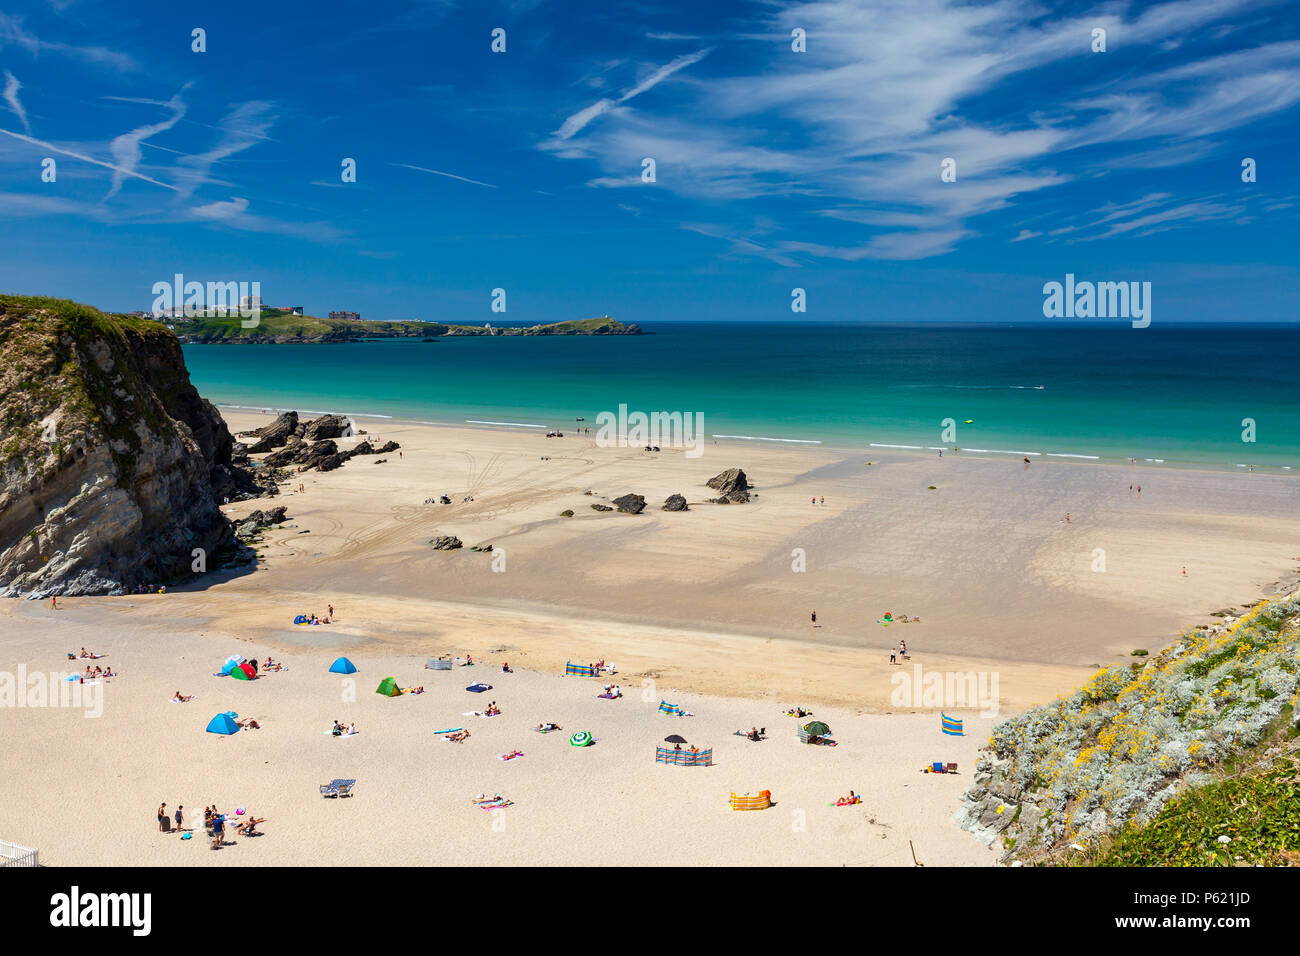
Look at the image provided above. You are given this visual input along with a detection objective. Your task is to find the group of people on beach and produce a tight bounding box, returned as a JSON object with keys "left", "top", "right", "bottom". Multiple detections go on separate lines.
{"left": 157, "top": 803, "right": 266, "bottom": 847}
{"left": 330, "top": 720, "right": 358, "bottom": 736}
{"left": 299, "top": 605, "right": 334, "bottom": 625}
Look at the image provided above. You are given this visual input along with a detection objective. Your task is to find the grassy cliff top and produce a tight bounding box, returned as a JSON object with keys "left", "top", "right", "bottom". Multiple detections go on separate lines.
{"left": 170, "top": 310, "right": 641, "bottom": 341}
{"left": 0, "top": 294, "right": 185, "bottom": 477}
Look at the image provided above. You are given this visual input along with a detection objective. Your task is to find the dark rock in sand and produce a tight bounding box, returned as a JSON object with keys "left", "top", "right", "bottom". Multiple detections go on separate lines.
{"left": 705, "top": 467, "right": 751, "bottom": 503}
{"left": 243, "top": 411, "right": 298, "bottom": 453}
{"left": 263, "top": 439, "right": 342, "bottom": 470}
{"left": 560, "top": 509, "right": 575, "bottom": 517}
{"left": 431, "top": 535, "right": 463, "bottom": 550}
{"left": 590, "top": 503, "right": 613, "bottom": 512}
{"left": 612, "top": 493, "right": 646, "bottom": 515}
{"left": 662, "top": 494, "right": 688, "bottom": 512}
{"left": 303, "top": 413, "right": 349, "bottom": 442}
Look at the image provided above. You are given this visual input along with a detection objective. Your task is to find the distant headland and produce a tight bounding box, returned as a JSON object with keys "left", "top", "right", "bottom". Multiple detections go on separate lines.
{"left": 161, "top": 310, "right": 645, "bottom": 344}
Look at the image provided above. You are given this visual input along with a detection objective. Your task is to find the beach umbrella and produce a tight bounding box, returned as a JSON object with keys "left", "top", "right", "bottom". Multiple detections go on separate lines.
{"left": 329, "top": 657, "right": 357, "bottom": 675}
{"left": 569, "top": 731, "right": 593, "bottom": 747}
{"left": 664, "top": 734, "right": 688, "bottom": 744}
{"left": 802, "top": 721, "right": 831, "bottom": 736}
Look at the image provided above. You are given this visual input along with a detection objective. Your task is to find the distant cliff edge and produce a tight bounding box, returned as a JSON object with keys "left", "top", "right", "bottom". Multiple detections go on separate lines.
{"left": 172, "top": 311, "right": 645, "bottom": 344}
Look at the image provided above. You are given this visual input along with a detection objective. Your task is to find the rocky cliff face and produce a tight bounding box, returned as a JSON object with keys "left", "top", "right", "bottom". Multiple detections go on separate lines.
{"left": 0, "top": 295, "right": 240, "bottom": 596}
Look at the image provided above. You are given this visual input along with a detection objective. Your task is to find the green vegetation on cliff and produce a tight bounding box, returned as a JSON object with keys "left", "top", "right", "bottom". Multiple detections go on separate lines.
{"left": 170, "top": 310, "right": 642, "bottom": 343}
{"left": 955, "top": 593, "right": 1300, "bottom": 865}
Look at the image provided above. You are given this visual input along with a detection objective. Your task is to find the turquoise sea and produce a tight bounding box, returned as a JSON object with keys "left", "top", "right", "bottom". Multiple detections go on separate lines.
{"left": 182, "top": 323, "right": 1300, "bottom": 469}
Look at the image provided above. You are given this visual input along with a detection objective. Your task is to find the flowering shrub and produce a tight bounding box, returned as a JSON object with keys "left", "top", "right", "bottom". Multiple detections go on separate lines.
{"left": 957, "top": 595, "right": 1300, "bottom": 858}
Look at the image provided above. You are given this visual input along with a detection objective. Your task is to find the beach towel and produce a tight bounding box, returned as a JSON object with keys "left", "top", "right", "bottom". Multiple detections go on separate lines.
{"left": 476, "top": 800, "right": 510, "bottom": 810}
{"left": 434, "top": 727, "right": 463, "bottom": 735}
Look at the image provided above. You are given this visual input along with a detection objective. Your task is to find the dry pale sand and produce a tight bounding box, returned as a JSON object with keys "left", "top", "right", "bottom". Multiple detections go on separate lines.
{"left": 1, "top": 410, "right": 1296, "bottom": 866}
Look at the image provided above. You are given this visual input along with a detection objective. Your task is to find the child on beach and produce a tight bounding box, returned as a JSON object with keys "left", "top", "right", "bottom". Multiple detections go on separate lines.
{"left": 890, "top": 646, "right": 897, "bottom": 665}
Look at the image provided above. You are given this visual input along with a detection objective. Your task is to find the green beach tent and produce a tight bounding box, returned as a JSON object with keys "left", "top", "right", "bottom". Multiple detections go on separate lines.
{"left": 375, "top": 677, "right": 402, "bottom": 697}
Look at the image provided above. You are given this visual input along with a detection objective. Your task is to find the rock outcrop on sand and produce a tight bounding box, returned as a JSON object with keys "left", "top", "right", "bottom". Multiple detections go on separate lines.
{"left": 302, "top": 413, "right": 349, "bottom": 441}
{"left": 705, "top": 467, "right": 751, "bottom": 503}
{"left": 238, "top": 416, "right": 396, "bottom": 474}
{"left": 431, "top": 535, "right": 463, "bottom": 550}
{"left": 243, "top": 411, "right": 299, "bottom": 453}
{"left": 234, "top": 506, "right": 288, "bottom": 542}
{"left": 0, "top": 295, "right": 253, "bottom": 596}
{"left": 662, "top": 494, "right": 688, "bottom": 512}
{"left": 612, "top": 493, "right": 647, "bottom": 515}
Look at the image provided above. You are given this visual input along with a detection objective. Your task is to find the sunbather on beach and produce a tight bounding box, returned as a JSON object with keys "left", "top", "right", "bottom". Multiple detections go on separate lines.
{"left": 236, "top": 718, "right": 261, "bottom": 730}
{"left": 171, "top": 691, "right": 192, "bottom": 702}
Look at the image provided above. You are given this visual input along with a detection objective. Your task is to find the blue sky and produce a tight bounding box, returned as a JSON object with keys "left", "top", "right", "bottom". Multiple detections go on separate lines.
{"left": 0, "top": 0, "right": 1297, "bottom": 323}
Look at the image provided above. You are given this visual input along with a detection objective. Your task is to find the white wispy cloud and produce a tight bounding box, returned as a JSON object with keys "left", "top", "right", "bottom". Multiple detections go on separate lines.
{"left": 544, "top": 0, "right": 1297, "bottom": 261}
{"left": 171, "top": 101, "right": 277, "bottom": 199}
{"left": 549, "top": 48, "right": 713, "bottom": 143}
{"left": 391, "top": 162, "right": 497, "bottom": 188}
{"left": 106, "top": 90, "right": 187, "bottom": 197}
{"left": 3, "top": 70, "right": 30, "bottom": 133}
{"left": 0, "top": 12, "right": 139, "bottom": 71}
{"left": 0, "top": 125, "right": 177, "bottom": 190}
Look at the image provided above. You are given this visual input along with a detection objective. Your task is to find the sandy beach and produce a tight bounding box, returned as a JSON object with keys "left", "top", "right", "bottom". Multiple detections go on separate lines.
{"left": 2, "top": 410, "right": 1298, "bottom": 867}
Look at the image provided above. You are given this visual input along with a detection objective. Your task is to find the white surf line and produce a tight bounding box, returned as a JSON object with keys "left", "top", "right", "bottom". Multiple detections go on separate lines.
{"left": 869, "top": 443, "right": 923, "bottom": 450}
{"left": 963, "top": 448, "right": 1041, "bottom": 456}
{"left": 713, "top": 434, "right": 822, "bottom": 444}
{"left": 1046, "top": 453, "right": 1101, "bottom": 460}
{"left": 466, "top": 420, "right": 547, "bottom": 429}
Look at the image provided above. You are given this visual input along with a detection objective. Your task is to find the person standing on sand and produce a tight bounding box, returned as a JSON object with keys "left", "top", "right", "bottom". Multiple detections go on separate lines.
{"left": 158, "top": 803, "right": 167, "bottom": 832}
{"left": 50, "top": 595, "right": 57, "bottom": 610}
{"left": 889, "top": 646, "right": 897, "bottom": 665}
{"left": 328, "top": 604, "right": 334, "bottom": 619}
{"left": 175, "top": 805, "right": 184, "bottom": 834}
{"left": 811, "top": 610, "right": 817, "bottom": 626}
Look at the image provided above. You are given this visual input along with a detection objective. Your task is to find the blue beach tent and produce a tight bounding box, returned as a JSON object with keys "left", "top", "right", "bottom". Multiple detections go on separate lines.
{"left": 206, "top": 713, "right": 240, "bottom": 735}
{"left": 329, "top": 657, "right": 357, "bottom": 675}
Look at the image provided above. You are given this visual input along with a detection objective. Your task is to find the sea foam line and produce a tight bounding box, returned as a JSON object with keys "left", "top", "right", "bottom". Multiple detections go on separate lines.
{"left": 713, "top": 434, "right": 822, "bottom": 444}
{"left": 466, "top": 420, "right": 547, "bottom": 429}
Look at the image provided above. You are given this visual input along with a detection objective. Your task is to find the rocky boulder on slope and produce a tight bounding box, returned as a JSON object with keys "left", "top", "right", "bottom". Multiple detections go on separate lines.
{"left": 0, "top": 295, "right": 243, "bottom": 596}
